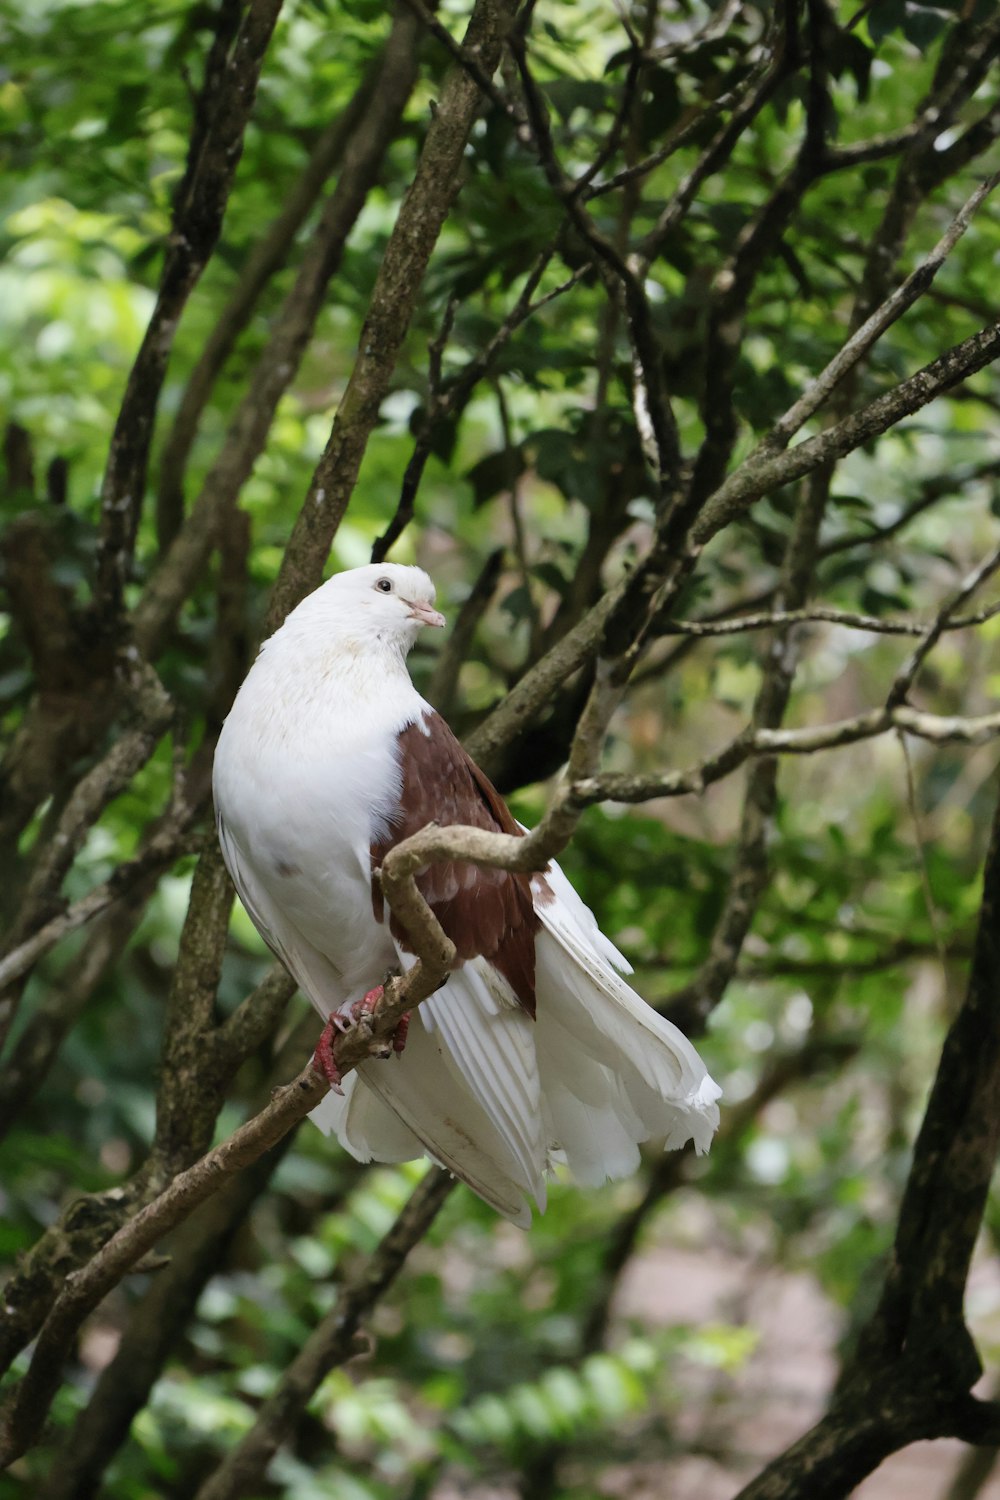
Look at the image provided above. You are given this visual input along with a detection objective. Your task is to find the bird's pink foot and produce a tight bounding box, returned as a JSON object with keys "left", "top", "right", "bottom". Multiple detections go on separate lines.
{"left": 354, "top": 985, "right": 384, "bottom": 1022}
{"left": 313, "top": 986, "right": 409, "bottom": 1087}
{"left": 392, "top": 1010, "right": 410, "bottom": 1056}
{"left": 312, "top": 1015, "right": 346, "bottom": 1094}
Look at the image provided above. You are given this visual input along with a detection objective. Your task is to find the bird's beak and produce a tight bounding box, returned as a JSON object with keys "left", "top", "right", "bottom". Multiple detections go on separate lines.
{"left": 407, "top": 599, "right": 446, "bottom": 629}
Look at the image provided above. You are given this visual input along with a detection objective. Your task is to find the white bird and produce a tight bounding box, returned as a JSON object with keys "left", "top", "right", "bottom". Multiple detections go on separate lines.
{"left": 213, "top": 563, "right": 721, "bottom": 1226}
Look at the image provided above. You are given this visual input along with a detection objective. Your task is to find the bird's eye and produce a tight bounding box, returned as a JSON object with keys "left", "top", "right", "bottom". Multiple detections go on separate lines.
{"left": 374, "top": 577, "right": 393, "bottom": 594}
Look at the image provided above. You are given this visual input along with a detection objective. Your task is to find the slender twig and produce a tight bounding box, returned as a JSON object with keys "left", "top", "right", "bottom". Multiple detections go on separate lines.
{"left": 898, "top": 731, "right": 950, "bottom": 982}
{"left": 426, "top": 549, "right": 505, "bottom": 718}
{"left": 399, "top": 0, "right": 529, "bottom": 135}
{"left": 660, "top": 598, "right": 1000, "bottom": 639}
{"left": 370, "top": 253, "right": 587, "bottom": 565}
{"left": 570, "top": 704, "right": 1000, "bottom": 812}
{"left": 0, "top": 816, "right": 200, "bottom": 992}
{"left": 635, "top": 6, "right": 792, "bottom": 268}
{"left": 691, "top": 320, "right": 1000, "bottom": 548}
{"left": 507, "top": 25, "right": 682, "bottom": 490}
{"left": 888, "top": 542, "right": 1000, "bottom": 708}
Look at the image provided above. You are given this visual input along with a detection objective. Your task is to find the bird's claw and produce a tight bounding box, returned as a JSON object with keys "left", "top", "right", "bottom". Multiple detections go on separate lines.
{"left": 312, "top": 985, "right": 410, "bottom": 1091}
{"left": 312, "top": 1016, "right": 345, "bottom": 1094}
{"left": 392, "top": 1010, "right": 410, "bottom": 1056}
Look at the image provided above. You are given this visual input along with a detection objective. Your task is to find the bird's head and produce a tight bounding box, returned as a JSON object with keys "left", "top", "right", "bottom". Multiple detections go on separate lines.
{"left": 305, "top": 563, "right": 446, "bottom": 656}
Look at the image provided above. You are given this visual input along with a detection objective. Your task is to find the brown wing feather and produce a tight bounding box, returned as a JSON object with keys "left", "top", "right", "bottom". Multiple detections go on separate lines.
{"left": 370, "top": 712, "right": 539, "bottom": 1017}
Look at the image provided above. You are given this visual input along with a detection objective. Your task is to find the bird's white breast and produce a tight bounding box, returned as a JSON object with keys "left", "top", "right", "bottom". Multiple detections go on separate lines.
{"left": 213, "top": 627, "right": 426, "bottom": 996}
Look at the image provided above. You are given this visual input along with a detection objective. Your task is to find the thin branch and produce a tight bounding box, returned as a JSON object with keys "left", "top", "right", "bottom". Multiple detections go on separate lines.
{"left": 11, "top": 665, "right": 173, "bottom": 929}
{"left": 370, "top": 253, "right": 586, "bottom": 565}
{"left": 898, "top": 731, "right": 950, "bottom": 981}
{"left": 0, "top": 662, "right": 173, "bottom": 1051}
{"left": 888, "top": 542, "right": 1000, "bottom": 708}
{"left": 0, "top": 896, "right": 152, "bottom": 1143}
{"left": 371, "top": 294, "right": 459, "bottom": 563}
{"left": 588, "top": 19, "right": 782, "bottom": 201}
{"left": 570, "top": 27, "right": 643, "bottom": 196}
{"left": 570, "top": 704, "right": 1000, "bottom": 811}
{"left": 427, "top": 549, "right": 505, "bottom": 718}
{"left": 661, "top": 598, "right": 1000, "bottom": 639}
{"left": 665, "top": 462, "right": 832, "bottom": 1031}
{"left": 821, "top": 459, "right": 1000, "bottom": 560}
{"left": 737, "top": 936, "right": 972, "bottom": 982}
{"left": 506, "top": 25, "right": 682, "bottom": 492}
{"left": 0, "top": 812, "right": 200, "bottom": 993}
{"left": 400, "top": 0, "right": 528, "bottom": 135}
{"left": 691, "top": 319, "right": 1000, "bottom": 549}
{"left": 635, "top": 5, "right": 794, "bottom": 267}
{"left": 686, "top": 0, "right": 830, "bottom": 512}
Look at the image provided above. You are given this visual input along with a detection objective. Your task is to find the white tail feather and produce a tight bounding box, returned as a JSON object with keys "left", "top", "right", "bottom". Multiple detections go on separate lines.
{"left": 419, "top": 962, "right": 546, "bottom": 1203}
{"left": 309, "top": 859, "right": 720, "bottom": 1222}
{"left": 311, "top": 1074, "right": 423, "bottom": 1162}
{"left": 347, "top": 1019, "right": 537, "bottom": 1226}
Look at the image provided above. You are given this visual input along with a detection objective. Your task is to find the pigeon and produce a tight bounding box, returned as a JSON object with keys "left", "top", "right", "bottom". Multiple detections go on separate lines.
{"left": 213, "top": 562, "right": 720, "bottom": 1226}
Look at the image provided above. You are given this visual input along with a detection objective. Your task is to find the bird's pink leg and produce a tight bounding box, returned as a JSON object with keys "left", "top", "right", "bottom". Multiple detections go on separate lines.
{"left": 312, "top": 986, "right": 410, "bottom": 1092}
{"left": 392, "top": 1011, "right": 410, "bottom": 1056}
{"left": 313, "top": 1016, "right": 346, "bottom": 1094}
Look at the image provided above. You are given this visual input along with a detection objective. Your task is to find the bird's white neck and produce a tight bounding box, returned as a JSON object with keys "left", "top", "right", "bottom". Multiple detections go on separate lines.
{"left": 237, "top": 614, "right": 424, "bottom": 751}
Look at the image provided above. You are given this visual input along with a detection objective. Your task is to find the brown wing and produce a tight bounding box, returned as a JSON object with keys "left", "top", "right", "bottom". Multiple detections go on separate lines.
{"left": 370, "top": 712, "right": 539, "bottom": 1017}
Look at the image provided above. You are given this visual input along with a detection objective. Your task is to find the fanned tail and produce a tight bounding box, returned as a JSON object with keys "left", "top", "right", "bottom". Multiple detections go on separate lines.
{"left": 312, "top": 862, "right": 720, "bottom": 1225}
{"left": 311, "top": 962, "right": 547, "bottom": 1227}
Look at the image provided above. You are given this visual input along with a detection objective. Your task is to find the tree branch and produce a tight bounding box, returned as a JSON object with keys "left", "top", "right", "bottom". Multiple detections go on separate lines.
{"left": 93, "top": 0, "right": 283, "bottom": 621}
{"left": 759, "top": 168, "right": 1000, "bottom": 458}
{"left": 691, "top": 319, "right": 1000, "bottom": 549}
{"left": 734, "top": 772, "right": 1000, "bottom": 1498}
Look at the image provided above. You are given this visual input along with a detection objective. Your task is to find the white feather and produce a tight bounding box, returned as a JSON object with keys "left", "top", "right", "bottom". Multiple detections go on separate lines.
{"left": 311, "top": 1072, "right": 424, "bottom": 1162}
{"left": 352, "top": 1021, "right": 535, "bottom": 1226}
{"left": 418, "top": 960, "right": 546, "bottom": 1209}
